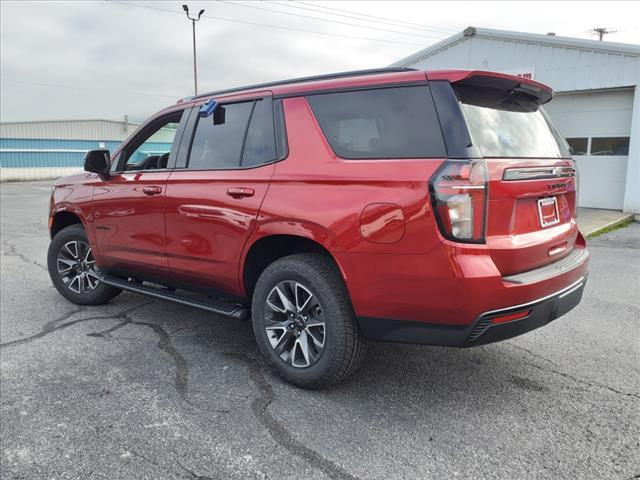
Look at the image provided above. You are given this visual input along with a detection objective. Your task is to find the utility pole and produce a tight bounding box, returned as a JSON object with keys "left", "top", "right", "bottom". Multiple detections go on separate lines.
{"left": 182, "top": 5, "right": 205, "bottom": 95}
{"left": 593, "top": 27, "right": 615, "bottom": 41}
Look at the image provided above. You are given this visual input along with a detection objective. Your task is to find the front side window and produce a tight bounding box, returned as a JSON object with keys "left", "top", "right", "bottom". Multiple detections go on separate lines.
{"left": 306, "top": 86, "right": 446, "bottom": 159}
{"left": 122, "top": 111, "right": 183, "bottom": 171}
{"left": 187, "top": 98, "right": 277, "bottom": 170}
{"left": 590, "top": 137, "right": 630, "bottom": 156}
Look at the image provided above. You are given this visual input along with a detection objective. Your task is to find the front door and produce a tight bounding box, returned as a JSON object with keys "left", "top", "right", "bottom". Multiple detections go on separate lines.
{"left": 92, "top": 109, "right": 188, "bottom": 274}
{"left": 164, "top": 95, "right": 280, "bottom": 296}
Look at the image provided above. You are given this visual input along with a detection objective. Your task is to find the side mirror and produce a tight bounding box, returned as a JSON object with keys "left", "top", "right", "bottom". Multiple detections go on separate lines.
{"left": 84, "top": 149, "right": 110, "bottom": 178}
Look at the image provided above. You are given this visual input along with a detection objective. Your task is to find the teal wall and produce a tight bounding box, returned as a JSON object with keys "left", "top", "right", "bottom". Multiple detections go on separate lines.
{"left": 0, "top": 138, "right": 173, "bottom": 167}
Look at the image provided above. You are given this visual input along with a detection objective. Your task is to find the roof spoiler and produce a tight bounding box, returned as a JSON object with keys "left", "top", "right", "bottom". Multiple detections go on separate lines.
{"left": 427, "top": 70, "right": 553, "bottom": 105}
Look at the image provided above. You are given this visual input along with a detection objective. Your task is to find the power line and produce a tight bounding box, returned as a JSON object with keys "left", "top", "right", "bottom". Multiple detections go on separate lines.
{"left": 105, "top": 1, "right": 428, "bottom": 46}
{"left": 267, "top": 0, "right": 451, "bottom": 34}
{"left": 292, "top": 1, "right": 458, "bottom": 35}
{"left": 218, "top": 0, "right": 444, "bottom": 40}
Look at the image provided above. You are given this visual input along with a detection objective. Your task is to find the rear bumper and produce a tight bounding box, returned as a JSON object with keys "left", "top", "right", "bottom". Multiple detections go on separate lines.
{"left": 358, "top": 274, "right": 587, "bottom": 347}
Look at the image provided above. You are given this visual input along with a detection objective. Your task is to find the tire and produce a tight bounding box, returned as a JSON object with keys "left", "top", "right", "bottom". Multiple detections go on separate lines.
{"left": 251, "top": 253, "right": 366, "bottom": 389}
{"left": 47, "top": 224, "right": 122, "bottom": 305}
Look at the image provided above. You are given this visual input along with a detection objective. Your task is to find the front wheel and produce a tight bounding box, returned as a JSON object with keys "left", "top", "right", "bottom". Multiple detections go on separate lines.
{"left": 251, "top": 253, "right": 366, "bottom": 389}
{"left": 47, "top": 224, "right": 121, "bottom": 305}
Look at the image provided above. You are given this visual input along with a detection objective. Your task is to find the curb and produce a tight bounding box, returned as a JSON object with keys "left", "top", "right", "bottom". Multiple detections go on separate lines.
{"left": 585, "top": 213, "right": 635, "bottom": 238}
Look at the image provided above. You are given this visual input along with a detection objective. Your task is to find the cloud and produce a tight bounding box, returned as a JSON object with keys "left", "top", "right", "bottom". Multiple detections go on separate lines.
{"left": 1, "top": 0, "right": 638, "bottom": 122}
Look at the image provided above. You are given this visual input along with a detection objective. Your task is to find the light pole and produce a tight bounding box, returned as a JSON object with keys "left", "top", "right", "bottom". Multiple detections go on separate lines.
{"left": 182, "top": 4, "right": 205, "bottom": 95}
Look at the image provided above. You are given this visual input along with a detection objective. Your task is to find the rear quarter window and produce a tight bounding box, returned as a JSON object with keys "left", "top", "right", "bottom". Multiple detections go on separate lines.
{"left": 306, "top": 86, "right": 446, "bottom": 159}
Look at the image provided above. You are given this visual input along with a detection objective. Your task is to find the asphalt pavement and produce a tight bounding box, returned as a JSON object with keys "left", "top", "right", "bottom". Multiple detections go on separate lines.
{"left": 1, "top": 180, "right": 639, "bottom": 480}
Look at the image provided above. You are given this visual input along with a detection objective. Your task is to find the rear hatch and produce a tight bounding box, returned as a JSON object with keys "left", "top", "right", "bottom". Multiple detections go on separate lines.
{"left": 429, "top": 72, "right": 579, "bottom": 276}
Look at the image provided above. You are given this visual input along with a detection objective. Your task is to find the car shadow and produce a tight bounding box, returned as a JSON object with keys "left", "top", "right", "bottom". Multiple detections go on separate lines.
{"left": 160, "top": 298, "right": 553, "bottom": 413}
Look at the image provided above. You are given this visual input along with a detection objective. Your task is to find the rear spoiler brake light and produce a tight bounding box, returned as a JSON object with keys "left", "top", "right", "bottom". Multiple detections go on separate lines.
{"left": 427, "top": 70, "right": 553, "bottom": 105}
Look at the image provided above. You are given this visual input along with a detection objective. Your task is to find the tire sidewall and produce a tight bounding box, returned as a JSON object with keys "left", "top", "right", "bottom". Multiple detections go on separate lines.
{"left": 47, "top": 224, "right": 117, "bottom": 305}
{"left": 251, "top": 255, "right": 350, "bottom": 386}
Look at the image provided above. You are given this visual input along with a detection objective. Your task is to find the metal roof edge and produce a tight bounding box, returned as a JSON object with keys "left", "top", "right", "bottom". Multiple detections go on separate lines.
{"left": 0, "top": 119, "right": 142, "bottom": 126}
{"left": 391, "top": 26, "right": 640, "bottom": 68}
{"left": 472, "top": 27, "right": 640, "bottom": 55}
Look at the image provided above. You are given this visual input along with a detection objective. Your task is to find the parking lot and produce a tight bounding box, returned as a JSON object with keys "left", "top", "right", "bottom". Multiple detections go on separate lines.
{"left": 1, "top": 180, "right": 638, "bottom": 480}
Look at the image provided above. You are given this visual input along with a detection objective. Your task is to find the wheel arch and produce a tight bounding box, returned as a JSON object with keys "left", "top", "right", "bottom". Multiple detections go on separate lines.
{"left": 241, "top": 231, "right": 347, "bottom": 300}
{"left": 50, "top": 209, "right": 85, "bottom": 238}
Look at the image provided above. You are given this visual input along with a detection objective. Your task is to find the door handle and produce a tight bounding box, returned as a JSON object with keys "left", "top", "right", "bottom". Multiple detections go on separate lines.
{"left": 142, "top": 186, "right": 163, "bottom": 195}
{"left": 227, "top": 187, "right": 255, "bottom": 198}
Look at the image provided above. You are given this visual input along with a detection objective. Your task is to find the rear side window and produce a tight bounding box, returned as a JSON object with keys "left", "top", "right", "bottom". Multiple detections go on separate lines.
{"left": 306, "top": 86, "right": 446, "bottom": 159}
{"left": 187, "top": 99, "right": 277, "bottom": 170}
{"left": 242, "top": 100, "right": 276, "bottom": 167}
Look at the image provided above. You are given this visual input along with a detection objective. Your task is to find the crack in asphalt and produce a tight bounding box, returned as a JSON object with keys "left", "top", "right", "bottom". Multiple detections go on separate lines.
{"left": 0, "top": 302, "right": 152, "bottom": 350}
{"left": 177, "top": 460, "right": 215, "bottom": 480}
{"left": 1, "top": 299, "right": 360, "bottom": 479}
{"left": 130, "top": 320, "right": 191, "bottom": 406}
{"left": 0, "top": 307, "right": 87, "bottom": 349}
{"left": 223, "top": 352, "right": 361, "bottom": 480}
{"left": 1, "top": 240, "right": 48, "bottom": 271}
{"left": 121, "top": 445, "right": 221, "bottom": 480}
{"left": 505, "top": 342, "right": 640, "bottom": 401}
{"left": 1, "top": 236, "right": 359, "bottom": 478}
{"left": 169, "top": 322, "right": 210, "bottom": 335}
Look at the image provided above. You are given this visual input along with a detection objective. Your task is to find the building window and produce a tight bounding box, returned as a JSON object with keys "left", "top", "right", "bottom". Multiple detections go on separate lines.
{"left": 590, "top": 137, "right": 630, "bottom": 156}
{"left": 566, "top": 137, "right": 588, "bottom": 156}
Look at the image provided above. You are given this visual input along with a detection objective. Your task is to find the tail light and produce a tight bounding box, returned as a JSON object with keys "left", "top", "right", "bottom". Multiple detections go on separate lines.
{"left": 429, "top": 159, "right": 488, "bottom": 243}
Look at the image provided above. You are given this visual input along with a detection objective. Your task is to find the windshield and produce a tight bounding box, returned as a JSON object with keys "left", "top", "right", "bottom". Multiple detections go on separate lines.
{"left": 456, "top": 85, "right": 571, "bottom": 158}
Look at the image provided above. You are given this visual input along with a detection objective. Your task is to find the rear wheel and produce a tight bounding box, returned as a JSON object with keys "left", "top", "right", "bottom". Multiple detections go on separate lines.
{"left": 251, "top": 253, "right": 366, "bottom": 388}
{"left": 47, "top": 224, "right": 121, "bottom": 305}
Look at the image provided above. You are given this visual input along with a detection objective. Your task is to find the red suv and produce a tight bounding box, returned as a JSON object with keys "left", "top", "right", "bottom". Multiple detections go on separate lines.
{"left": 47, "top": 68, "right": 589, "bottom": 388}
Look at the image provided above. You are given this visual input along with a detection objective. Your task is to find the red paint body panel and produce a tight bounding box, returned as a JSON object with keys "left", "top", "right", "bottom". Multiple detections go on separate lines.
{"left": 164, "top": 164, "right": 275, "bottom": 295}
{"left": 360, "top": 203, "right": 405, "bottom": 244}
{"left": 50, "top": 172, "right": 98, "bottom": 245}
{"left": 92, "top": 171, "right": 170, "bottom": 273}
{"left": 49, "top": 68, "right": 589, "bottom": 341}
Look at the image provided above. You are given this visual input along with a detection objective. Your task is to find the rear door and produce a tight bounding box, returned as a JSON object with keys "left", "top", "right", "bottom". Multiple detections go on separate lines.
{"left": 431, "top": 74, "right": 579, "bottom": 275}
{"left": 164, "top": 94, "right": 280, "bottom": 295}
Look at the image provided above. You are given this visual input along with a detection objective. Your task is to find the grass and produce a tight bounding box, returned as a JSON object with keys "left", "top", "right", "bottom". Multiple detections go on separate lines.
{"left": 586, "top": 217, "right": 634, "bottom": 239}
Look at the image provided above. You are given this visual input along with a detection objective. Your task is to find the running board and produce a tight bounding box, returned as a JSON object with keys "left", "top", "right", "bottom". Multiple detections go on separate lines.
{"left": 101, "top": 275, "right": 250, "bottom": 321}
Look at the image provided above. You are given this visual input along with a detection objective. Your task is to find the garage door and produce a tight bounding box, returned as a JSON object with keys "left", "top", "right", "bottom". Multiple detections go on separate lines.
{"left": 544, "top": 89, "right": 633, "bottom": 210}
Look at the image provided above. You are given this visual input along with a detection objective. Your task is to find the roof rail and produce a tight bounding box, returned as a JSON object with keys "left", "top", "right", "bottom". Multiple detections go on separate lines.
{"left": 185, "top": 67, "right": 418, "bottom": 101}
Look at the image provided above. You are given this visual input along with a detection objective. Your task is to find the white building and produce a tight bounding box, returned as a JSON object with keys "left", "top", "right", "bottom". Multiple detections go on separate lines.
{"left": 391, "top": 27, "right": 640, "bottom": 213}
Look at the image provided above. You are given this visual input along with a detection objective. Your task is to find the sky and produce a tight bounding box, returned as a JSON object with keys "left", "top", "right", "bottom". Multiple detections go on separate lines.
{"left": 1, "top": 0, "right": 639, "bottom": 123}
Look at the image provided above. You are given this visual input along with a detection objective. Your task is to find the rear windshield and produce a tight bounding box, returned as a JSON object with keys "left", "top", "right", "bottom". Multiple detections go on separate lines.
{"left": 455, "top": 85, "right": 571, "bottom": 158}
{"left": 307, "top": 86, "right": 446, "bottom": 159}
